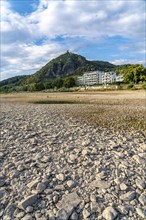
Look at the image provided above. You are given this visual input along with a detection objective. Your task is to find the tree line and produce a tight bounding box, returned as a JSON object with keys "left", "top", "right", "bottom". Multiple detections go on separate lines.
{"left": 0, "top": 76, "right": 77, "bottom": 92}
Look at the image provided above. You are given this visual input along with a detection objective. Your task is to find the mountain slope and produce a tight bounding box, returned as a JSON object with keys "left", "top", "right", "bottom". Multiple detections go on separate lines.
{"left": 22, "top": 51, "right": 115, "bottom": 84}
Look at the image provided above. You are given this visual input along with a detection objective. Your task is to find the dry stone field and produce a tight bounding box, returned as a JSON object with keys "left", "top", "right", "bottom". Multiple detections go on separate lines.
{"left": 0, "top": 91, "right": 146, "bottom": 220}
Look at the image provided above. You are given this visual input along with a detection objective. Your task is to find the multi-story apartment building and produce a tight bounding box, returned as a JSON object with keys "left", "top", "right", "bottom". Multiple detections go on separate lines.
{"left": 102, "top": 72, "right": 117, "bottom": 84}
{"left": 77, "top": 71, "right": 103, "bottom": 85}
{"left": 77, "top": 71, "right": 123, "bottom": 86}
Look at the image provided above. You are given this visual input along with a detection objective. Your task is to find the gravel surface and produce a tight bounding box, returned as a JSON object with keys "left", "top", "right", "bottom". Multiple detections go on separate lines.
{"left": 0, "top": 93, "right": 146, "bottom": 220}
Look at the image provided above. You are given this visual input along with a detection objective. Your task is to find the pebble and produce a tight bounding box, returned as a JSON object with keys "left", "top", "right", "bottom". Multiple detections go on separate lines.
{"left": 102, "top": 207, "right": 118, "bottom": 220}
{"left": 120, "top": 191, "right": 136, "bottom": 201}
{"left": 136, "top": 179, "right": 145, "bottom": 190}
{"left": 136, "top": 207, "right": 146, "bottom": 219}
{"left": 0, "top": 102, "right": 145, "bottom": 220}
{"left": 18, "top": 194, "right": 38, "bottom": 210}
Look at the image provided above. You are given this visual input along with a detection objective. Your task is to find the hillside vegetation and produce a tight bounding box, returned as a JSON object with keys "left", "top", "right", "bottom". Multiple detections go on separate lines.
{"left": 0, "top": 52, "right": 146, "bottom": 92}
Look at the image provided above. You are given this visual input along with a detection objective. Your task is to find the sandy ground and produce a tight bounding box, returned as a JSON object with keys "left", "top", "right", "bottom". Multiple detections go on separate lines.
{"left": 1, "top": 90, "right": 146, "bottom": 132}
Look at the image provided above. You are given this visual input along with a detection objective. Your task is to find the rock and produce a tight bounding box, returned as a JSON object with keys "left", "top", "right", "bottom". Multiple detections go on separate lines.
{"left": 138, "top": 193, "right": 146, "bottom": 206}
{"left": 18, "top": 194, "right": 38, "bottom": 210}
{"left": 17, "top": 164, "right": 25, "bottom": 171}
{"left": 56, "top": 173, "right": 66, "bottom": 181}
{"left": 90, "top": 194, "right": 96, "bottom": 202}
{"left": 26, "top": 206, "right": 34, "bottom": 213}
{"left": 136, "top": 179, "right": 145, "bottom": 190}
{"left": 114, "top": 177, "right": 123, "bottom": 185}
{"left": 83, "top": 209, "right": 90, "bottom": 218}
{"left": 67, "top": 180, "right": 76, "bottom": 188}
{"left": 120, "top": 183, "right": 128, "bottom": 191}
{"left": 0, "top": 189, "right": 6, "bottom": 198}
{"left": 57, "top": 209, "right": 68, "bottom": 220}
{"left": 136, "top": 207, "right": 146, "bottom": 219}
{"left": 102, "top": 207, "right": 118, "bottom": 220}
{"left": 69, "top": 154, "right": 77, "bottom": 162}
{"left": 36, "top": 182, "right": 46, "bottom": 192}
{"left": 117, "top": 205, "right": 128, "bottom": 215}
{"left": 4, "top": 203, "right": 16, "bottom": 219}
{"left": 53, "top": 194, "right": 59, "bottom": 203}
{"left": 27, "top": 180, "right": 39, "bottom": 189}
{"left": 21, "top": 214, "right": 33, "bottom": 220}
{"left": 89, "top": 180, "right": 111, "bottom": 189}
{"left": 56, "top": 192, "right": 81, "bottom": 218}
{"left": 120, "top": 191, "right": 136, "bottom": 201}
{"left": 0, "top": 178, "right": 5, "bottom": 187}
{"left": 70, "top": 211, "right": 78, "bottom": 220}
{"left": 16, "top": 212, "right": 25, "bottom": 218}
{"left": 82, "top": 149, "right": 88, "bottom": 156}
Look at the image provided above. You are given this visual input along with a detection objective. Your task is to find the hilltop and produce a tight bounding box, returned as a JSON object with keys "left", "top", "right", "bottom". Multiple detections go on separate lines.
{"left": 0, "top": 52, "right": 115, "bottom": 86}
{"left": 0, "top": 52, "right": 145, "bottom": 92}
{"left": 22, "top": 51, "right": 115, "bottom": 84}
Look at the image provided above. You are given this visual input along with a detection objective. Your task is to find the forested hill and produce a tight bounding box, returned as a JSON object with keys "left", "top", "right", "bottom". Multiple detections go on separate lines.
{"left": 22, "top": 51, "right": 115, "bottom": 84}
{"left": 1, "top": 52, "right": 145, "bottom": 92}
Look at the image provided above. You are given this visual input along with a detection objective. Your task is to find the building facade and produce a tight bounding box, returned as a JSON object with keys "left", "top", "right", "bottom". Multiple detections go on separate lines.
{"left": 102, "top": 72, "right": 117, "bottom": 84}
{"left": 77, "top": 71, "right": 103, "bottom": 85}
{"left": 77, "top": 71, "right": 123, "bottom": 85}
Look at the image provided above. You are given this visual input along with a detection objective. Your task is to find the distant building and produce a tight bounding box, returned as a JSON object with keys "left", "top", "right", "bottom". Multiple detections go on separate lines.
{"left": 116, "top": 75, "right": 124, "bottom": 82}
{"left": 77, "top": 71, "right": 103, "bottom": 85}
{"left": 102, "top": 72, "right": 116, "bottom": 84}
{"left": 77, "top": 71, "right": 123, "bottom": 86}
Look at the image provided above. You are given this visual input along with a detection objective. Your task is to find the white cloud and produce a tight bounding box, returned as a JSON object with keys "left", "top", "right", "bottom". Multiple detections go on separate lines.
{"left": 1, "top": 0, "right": 145, "bottom": 80}
{"left": 111, "top": 59, "right": 146, "bottom": 66}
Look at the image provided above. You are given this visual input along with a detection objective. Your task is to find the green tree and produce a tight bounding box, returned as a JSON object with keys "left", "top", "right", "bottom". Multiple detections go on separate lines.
{"left": 63, "top": 77, "right": 76, "bottom": 88}
{"left": 52, "top": 78, "right": 63, "bottom": 88}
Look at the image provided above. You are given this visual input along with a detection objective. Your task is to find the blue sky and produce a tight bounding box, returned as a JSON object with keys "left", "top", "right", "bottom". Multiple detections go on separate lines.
{"left": 1, "top": 0, "right": 146, "bottom": 80}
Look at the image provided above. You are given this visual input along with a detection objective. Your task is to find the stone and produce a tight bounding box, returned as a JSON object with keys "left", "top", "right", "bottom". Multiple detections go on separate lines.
{"left": 16, "top": 212, "right": 25, "bottom": 218}
{"left": 21, "top": 214, "right": 33, "bottom": 220}
{"left": 57, "top": 209, "right": 68, "bottom": 220}
{"left": 26, "top": 206, "right": 34, "bottom": 213}
{"left": 102, "top": 207, "right": 118, "bottom": 220}
{"left": 17, "top": 164, "right": 25, "bottom": 171}
{"left": 89, "top": 180, "right": 111, "bottom": 189}
{"left": 56, "top": 192, "right": 81, "bottom": 218}
{"left": 18, "top": 194, "right": 38, "bottom": 210}
{"left": 136, "top": 179, "right": 145, "bottom": 190}
{"left": 70, "top": 211, "right": 78, "bottom": 220}
{"left": 67, "top": 180, "right": 76, "bottom": 188}
{"left": 120, "top": 183, "right": 128, "bottom": 191}
{"left": 90, "top": 202, "right": 98, "bottom": 212}
{"left": 90, "top": 194, "right": 96, "bottom": 202}
{"left": 136, "top": 208, "right": 146, "bottom": 219}
{"left": 69, "top": 154, "right": 77, "bottom": 162}
{"left": 0, "top": 179, "right": 5, "bottom": 187}
{"left": 27, "top": 180, "right": 39, "bottom": 189}
{"left": 114, "top": 177, "right": 123, "bottom": 185}
{"left": 56, "top": 173, "right": 66, "bottom": 181}
{"left": 116, "top": 205, "right": 128, "bottom": 215}
{"left": 82, "top": 149, "right": 88, "bottom": 156}
{"left": 138, "top": 193, "right": 146, "bottom": 206}
{"left": 0, "top": 189, "right": 6, "bottom": 198}
{"left": 36, "top": 182, "right": 46, "bottom": 192}
{"left": 120, "top": 191, "right": 136, "bottom": 201}
{"left": 83, "top": 209, "right": 90, "bottom": 218}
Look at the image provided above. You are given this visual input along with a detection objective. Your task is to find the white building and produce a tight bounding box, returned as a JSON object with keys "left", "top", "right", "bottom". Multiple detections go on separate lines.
{"left": 77, "top": 71, "right": 123, "bottom": 86}
{"left": 102, "top": 72, "right": 117, "bottom": 84}
{"left": 77, "top": 71, "right": 103, "bottom": 85}
{"left": 116, "top": 75, "right": 124, "bottom": 82}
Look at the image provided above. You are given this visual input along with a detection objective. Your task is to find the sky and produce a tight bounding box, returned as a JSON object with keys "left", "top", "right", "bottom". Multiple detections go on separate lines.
{"left": 1, "top": 0, "right": 146, "bottom": 80}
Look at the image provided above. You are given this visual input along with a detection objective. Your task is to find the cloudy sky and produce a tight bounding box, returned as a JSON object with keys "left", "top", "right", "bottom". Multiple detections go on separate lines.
{"left": 1, "top": 0, "right": 146, "bottom": 80}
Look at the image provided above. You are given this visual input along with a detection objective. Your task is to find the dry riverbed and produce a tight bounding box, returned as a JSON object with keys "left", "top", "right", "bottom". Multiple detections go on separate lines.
{"left": 0, "top": 91, "right": 146, "bottom": 220}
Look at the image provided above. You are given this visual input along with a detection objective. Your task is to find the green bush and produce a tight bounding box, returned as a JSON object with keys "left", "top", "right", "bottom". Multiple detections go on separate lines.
{"left": 127, "top": 84, "right": 134, "bottom": 89}
{"left": 142, "top": 83, "right": 146, "bottom": 90}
